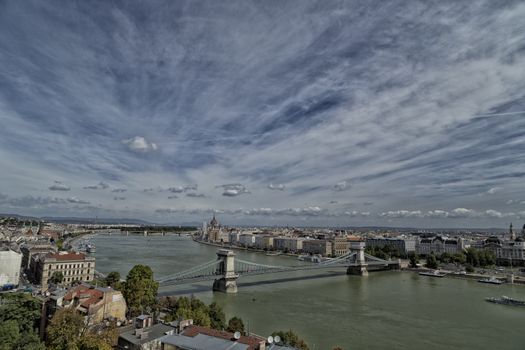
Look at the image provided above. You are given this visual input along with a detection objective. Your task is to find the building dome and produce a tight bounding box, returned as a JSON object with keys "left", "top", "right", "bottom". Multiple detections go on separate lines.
{"left": 210, "top": 214, "right": 218, "bottom": 227}
{"left": 485, "top": 236, "right": 501, "bottom": 244}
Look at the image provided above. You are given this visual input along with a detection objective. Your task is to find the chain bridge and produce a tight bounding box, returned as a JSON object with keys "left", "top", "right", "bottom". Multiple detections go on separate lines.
{"left": 157, "top": 242, "right": 400, "bottom": 293}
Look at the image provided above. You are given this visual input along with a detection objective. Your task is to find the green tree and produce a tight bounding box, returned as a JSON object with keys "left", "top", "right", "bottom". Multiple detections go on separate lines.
{"left": 408, "top": 252, "right": 419, "bottom": 268}
{"left": 47, "top": 308, "right": 115, "bottom": 350}
{"left": 451, "top": 253, "right": 466, "bottom": 265}
{"left": 0, "top": 293, "right": 42, "bottom": 333}
{"left": 208, "top": 302, "right": 226, "bottom": 330}
{"left": 0, "top": 320, "right": 20, "bottom": 350}
{"left": 105, "top": 271, "right": 121, "bottom": 289}
{"left": 227, "top": 316, "right": 245, "bottom": 335}
{"left": 272, "top": 330, "right": 309, "bottom": 350}
{"left": 425, "top": 253, "right": 438, "bottom": 269}
{"left": 49, "top": 271, "right": 64, "bottom": 285}
{"left": 46, "top": 308, "right": 86, "bottom": 350}
{"left": 122, "top": 265, "right": 159, "bottom": 317}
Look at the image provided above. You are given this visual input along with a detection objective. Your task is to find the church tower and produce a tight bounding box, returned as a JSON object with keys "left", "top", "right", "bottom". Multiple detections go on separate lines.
{"left": 510, "top": 223, "right": 516, "bottom": 240}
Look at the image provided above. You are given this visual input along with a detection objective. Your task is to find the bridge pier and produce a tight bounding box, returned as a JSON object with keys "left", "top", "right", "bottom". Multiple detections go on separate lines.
{"left": 213, "top": 249, "right": 238, "bottom": 293}
{"left": 347, "top": 242, "right": 368, "bottom": 276}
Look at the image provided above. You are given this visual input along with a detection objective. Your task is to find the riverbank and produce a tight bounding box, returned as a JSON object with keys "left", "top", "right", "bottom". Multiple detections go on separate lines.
{"left": 192, "top": 237, "right": 300, "bottom": 259}
{"left": 407, "top": 267, "right": 525, "bottom": 285}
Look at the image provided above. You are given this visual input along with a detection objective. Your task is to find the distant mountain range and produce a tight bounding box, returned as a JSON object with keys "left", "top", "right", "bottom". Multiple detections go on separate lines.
{"left": 0, "top": 212, "right": 508, "bottom": 233}
{"left": 0, "top": 213, "right": 154, "bottom": 225}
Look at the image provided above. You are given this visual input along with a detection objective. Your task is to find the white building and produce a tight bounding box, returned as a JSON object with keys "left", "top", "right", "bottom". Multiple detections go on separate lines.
{"left": 273, "top": 237, "right": 305, "bottom": 253}
{"left": 238, "top": 233, "right": 256, "bottom": 247}
{"left": 416, "top": 236, "right": 465, "bottom": 256}
{"left": 0, "top": 247, "right": 22, "bottom": 288}
{"left": 254, "top": 235, "right": 274, "bottom": 250}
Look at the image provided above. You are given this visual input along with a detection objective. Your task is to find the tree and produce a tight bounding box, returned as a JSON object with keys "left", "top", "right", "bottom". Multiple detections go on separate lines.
{"left": 408, "top": 252, "right": 419, "bottom": 268}
{"left": 47, "top": 308, "right": 116, "bottom": 350}
{"left": 49, "top": 271, "right": 64, "bottom": 285}
{"left": 227, "top": 316, "right": 245, "bottom": 335}
{"left": 0, "top": 293, "right": 45, "bottom": 350}
{"left": 105, "top": 271, "right": 121, "bottom": 289}
{"left": 208, "top": 302, "right": 226, "bottom": 330}
{"left": 122, "top": 265, "right": 159, "bottom": 317}
{"left": 47, "top": 308, "right": 86, "bottom": 350}
{"left": 425, "top": 253, "right": 438, "bottom": 269}
{"left": 0, "top": 293, "right": 42, "bottom": 333}
{"left": 0, "top": 320, "right": 20, "bottom": 350}
{"left": 272, "top": 330, "right": 309, "bottom": 350}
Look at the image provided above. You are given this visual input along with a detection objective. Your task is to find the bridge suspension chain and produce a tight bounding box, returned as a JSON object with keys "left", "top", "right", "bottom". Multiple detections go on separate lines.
{"left": 157, "top": 259, "right": 220, "bottom": 283}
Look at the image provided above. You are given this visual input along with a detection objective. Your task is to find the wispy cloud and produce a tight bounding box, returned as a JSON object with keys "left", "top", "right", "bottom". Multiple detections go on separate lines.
{"left": 83, "top": 182, "right": 110, "bottom": 190}
{"left": 216, "top": 184, "right": 250, "bottom": 197}
{"left": 111, "top": 188, "right": 127, "bottom": 193}
{"left": 1, "top": 1, "right": 525, "bottom": 226}
{"left": 48, "top": 181, "right": 70, "bottom": 191}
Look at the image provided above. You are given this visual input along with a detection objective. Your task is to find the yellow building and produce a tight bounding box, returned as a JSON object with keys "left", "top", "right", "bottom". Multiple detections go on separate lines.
{"left": 61, "top": 284, "right": 127, "bottom": 324}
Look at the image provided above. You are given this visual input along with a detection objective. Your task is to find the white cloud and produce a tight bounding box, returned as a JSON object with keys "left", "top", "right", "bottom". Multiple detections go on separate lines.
{"left": 123, "top": 136, "right": 158, "bottom": 153}
{"left": 48, "top": 181, "right": 70, "bottom": 191}
{"left": 111, "top": 188, "right": 127, "bottom": 193}
{"left": 333, "top": 181, "right": 349, "bottom": 192}
{"left": 217, "top": 184, "right": 250, "bottom": 197}
{"left": 268, "top": 183, "right": 286, "bottom": 191}
{"left": 486, "top": 187, "right": 502, "bottom": 195}
{"left": 379, "top": 210, "right": 423, "bottom": 218}
{"left": 66, "top": 197, "right": 90, "bottom": 204}
{"left": 84, "top": 181, "right": 110, "bottom": 190}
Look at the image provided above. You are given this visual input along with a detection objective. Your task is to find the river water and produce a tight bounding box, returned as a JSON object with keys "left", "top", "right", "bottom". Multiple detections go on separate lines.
{"left": 91, "top": 234, "right": 524, "bottom": 350}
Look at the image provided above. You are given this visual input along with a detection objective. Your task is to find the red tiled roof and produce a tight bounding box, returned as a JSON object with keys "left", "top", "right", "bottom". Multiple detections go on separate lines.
{"left": 46, "top": 252, "right": 87, "bottom": 261}
{"left": 64, "top": 285, "right": 104, "bottom": 309}
{"left": 182, "top": 325, "right": 265, "bottom": 350}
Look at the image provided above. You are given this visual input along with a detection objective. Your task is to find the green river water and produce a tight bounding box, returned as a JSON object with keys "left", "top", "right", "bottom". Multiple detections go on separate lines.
{"left": 91, "top": 234, "right": 524, "bottom": 350}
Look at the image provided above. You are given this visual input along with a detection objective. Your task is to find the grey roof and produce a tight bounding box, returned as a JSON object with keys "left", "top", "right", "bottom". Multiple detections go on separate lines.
{"left": 162, "top": 333, "right": 249, "bottom": 350}
{"left": 119, "top": 324, "right": 174, "bottom": 345}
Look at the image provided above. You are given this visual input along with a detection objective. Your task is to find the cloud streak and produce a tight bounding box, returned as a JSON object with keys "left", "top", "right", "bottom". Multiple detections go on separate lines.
{"left": 1, "top": 1, "right": 525, "bottom": 227}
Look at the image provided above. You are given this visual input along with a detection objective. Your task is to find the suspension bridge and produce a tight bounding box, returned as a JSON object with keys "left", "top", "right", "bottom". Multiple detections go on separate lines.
{"left": 157, "top": 242, "right": 400, "bottom": 293}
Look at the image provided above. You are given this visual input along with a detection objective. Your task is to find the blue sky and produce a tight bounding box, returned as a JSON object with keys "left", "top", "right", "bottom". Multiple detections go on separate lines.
{"left": 1, "top": 0, "right": 525, "bottom": 227}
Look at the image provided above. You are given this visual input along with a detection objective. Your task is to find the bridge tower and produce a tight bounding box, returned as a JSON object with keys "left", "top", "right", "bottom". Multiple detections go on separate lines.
{"left": 212, "top": 249, "right": 239, "bottom": 293}
{"left": 347, "top": 241, "right": 368, "bottom": 276}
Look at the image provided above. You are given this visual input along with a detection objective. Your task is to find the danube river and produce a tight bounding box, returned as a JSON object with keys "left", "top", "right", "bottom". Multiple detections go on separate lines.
{"left": 91, "top": 234, "right": 524, "bottom": 349}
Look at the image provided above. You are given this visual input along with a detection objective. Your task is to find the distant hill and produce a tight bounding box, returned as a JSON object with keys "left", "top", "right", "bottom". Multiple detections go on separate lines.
{"left": 0, "top": 213, "right": 154, "bottom": 225}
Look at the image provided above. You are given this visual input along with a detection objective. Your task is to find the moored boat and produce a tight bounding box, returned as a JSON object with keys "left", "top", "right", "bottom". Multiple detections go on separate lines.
{"left": 478, "top": 276, "right": 503, "bottom": 285}
{"left": 419, "top": 270, "right": 447, "bottom": 277}
{"left": 486, "top": 296, "right": 525, "bottom": 307}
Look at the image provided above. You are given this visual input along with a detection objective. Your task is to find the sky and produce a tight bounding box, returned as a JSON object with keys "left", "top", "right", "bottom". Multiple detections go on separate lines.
{"left": 1, "top": 0, "right": 525, "bottom": 228}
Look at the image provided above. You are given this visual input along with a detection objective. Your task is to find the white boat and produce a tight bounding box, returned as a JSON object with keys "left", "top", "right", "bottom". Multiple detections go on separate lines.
{"left": 265, "top": 251, "right": 282, "bottom": 256}
{"left": 419, "top": 270, "right": 447, "bottom": 277}
{"left": 478, "top": 276, "right": 503, "bottom": 285}
{"left": 298, "top": 254, "right": 323, "bottom": 263}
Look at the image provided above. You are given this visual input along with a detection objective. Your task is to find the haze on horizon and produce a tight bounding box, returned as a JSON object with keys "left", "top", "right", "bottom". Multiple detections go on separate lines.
{"left": 1, "top": 1, "right": 525, "bottom": 228}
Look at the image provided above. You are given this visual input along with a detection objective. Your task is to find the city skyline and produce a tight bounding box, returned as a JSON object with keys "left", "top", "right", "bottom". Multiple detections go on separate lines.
{"left": 1, "top": 1, "right": 525, "bottom": 227}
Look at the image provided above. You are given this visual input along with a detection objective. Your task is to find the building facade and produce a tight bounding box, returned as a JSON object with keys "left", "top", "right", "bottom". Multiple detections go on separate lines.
{"left": 416, "top": 236, "right": 465, "bottom": 256}
{"left": 31, "top": 251, "right": 95, "bottom": 290}
{"left": 302, "top": 239, "right": 332, "bottom": 256}
{"left": 254, "top": 235, "right": 274, "bottom": 250}
{"left": 0, "top": 247, "right": 22, "bottom": 288}
{"left": 273, "top": 237, "right": 304, "bottom": 253}
{"left": 331, "top": 236, "right": 349, "bottom": 257}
